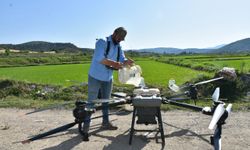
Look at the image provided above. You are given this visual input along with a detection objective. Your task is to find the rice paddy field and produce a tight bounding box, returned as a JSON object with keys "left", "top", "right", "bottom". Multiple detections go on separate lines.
{"left": 160, "top": 54, "right": 250, "bottom": 73}
{"left": 185, "top": 55, "right": 250, "bottom": 71}
{"left": 0, "top": 55, "right": 249, "bottom": 110}
{"left": 0, "top": 60, "right": 212, "bottom": 87}
{"left": 202, "top": 59, "right": 250, "bottom": 71}
{"left": 0, "top": 54, "right": 249, "bottom": 87}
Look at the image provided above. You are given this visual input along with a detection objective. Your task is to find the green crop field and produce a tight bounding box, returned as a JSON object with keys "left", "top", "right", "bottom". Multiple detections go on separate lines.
{"left": 202, "top": 59, "right": 250, "bottom": 72}
{"left": 159, "top": 54, "right": 250, "bottom": 73}
{"left": 0, "top": 61, "right": 212, "bottom": 86}
{"left": 0, "top": 64, "right": 89, "bottom": 86}
{"left": 132, "top": 61, "right": 212, "bottom": 86}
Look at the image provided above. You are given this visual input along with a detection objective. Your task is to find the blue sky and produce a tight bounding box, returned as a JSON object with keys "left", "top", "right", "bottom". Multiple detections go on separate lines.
{"left": 1, "top": 0, "right": 250, "bottom": 49}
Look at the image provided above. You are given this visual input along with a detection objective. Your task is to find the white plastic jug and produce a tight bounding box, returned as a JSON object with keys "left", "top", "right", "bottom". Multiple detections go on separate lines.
{"left": 118, "top": 65, "right": 145, "bottom": 87}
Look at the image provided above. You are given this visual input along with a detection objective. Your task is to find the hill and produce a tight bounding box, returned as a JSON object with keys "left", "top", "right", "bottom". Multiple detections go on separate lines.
{"left": 0, "top": 41, "right": 92, "bottom": 53}
{"left": 132, "top": 47, "right": 213, "bottom": 54}
{"left": 134, "top": 47, "right": 183, "bottom": 54}
{"left": 131, "top": 38, "right": 250, "bottom": 54}
{"left": 1, "top": 38, "right": 250, "bottom": 54}
{"left": 212, "top": 38, "right": 250, "bottom": 53}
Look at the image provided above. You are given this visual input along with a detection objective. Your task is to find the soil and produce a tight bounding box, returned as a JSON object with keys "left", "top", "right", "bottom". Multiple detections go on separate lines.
{"left": 0, "top": 107, "right": 249, "bottom": 150}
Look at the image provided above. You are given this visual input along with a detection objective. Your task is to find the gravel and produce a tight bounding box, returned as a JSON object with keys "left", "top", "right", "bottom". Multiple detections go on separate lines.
{"left": 0, "top": 107, "right": 249, "bottom": 150}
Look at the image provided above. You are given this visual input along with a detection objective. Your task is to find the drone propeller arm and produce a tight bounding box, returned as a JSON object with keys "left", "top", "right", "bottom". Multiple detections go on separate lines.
{"left": 94, "top": 99, "right": 129, "bottom": 111}
{"left": 166, "top": 92, "right": 188, "bottom": 99}
{"left": 168, "top": 97, "right": 191, "bottom": 101}
{"left": 21, "top": 122, "right": 77, "bottom": 144}
{"left": 163, "top": 99, "right": 203, "bottom": 112}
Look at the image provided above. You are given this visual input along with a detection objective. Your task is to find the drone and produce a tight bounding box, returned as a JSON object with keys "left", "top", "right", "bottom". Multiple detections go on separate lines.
{"left": 21, "top": 67, "right": 236, "bottom": 150}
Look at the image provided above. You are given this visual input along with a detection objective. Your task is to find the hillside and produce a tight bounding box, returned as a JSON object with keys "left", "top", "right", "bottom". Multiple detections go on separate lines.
{"left": 132, "top": 38, "right": 250, "bottom": 54}
{"left": 213, "top": 38, "right": 250, "bottom": 53}
{"left": 132, "top": 47, "right": 213, "bottom": 54}
{"left": 1, "top": 38, "right": 250, "bottom": 54}
{"left": 134, "top": 47, "right": 183, "bottom": 54}
{"left": 0, "top": 41, "right": 92, "bottom": 53}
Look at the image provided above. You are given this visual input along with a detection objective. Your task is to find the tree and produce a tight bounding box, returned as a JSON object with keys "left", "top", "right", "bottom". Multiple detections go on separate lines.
{"left": 5, "top": 49, "right": 10, "bottom": 56}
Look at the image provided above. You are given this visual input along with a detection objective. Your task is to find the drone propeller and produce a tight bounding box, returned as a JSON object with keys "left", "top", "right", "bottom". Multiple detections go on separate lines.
{"left": 25, "top": 92, "right": 128, "bottom": 115}
{"left": 21, "top": 122, "right": 77, "bottom": 144}
{"left": 25, "top": 101, "right": 74, "bottom": 115}
{"left": 208, "top": 102, "right": 233, "bottom": 130}
{"left": 208, "top": 103, "right": 225, "bottom": 130}
{"left": 168, "top": 79, "right": 180, "bottom": 92}
{"left": 168, "top": 77, "right": 223, "bottom": 93}
{"left": 21, "top": 106, "right": 129, "bottom": 144}
{"left": 194, "top": 77, "right": 224, "bottom": 86}
{"left": 226, "top": 103, "right": 232, "bottom": 114}
{"left": 212, "top": 87, "right": 220, "bottom": 102}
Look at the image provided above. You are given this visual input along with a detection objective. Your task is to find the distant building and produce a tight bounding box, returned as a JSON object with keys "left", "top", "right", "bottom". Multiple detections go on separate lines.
{"left": 44, "top": 51, "right": 56, "bottom": 54}
{"left": 0, "top": 49, "right": 20, "bottom": 53}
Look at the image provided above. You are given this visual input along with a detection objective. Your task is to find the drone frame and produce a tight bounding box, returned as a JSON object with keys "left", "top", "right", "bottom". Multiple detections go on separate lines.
{"left": 21, "top": 77, "right": 232, "bottom": 150}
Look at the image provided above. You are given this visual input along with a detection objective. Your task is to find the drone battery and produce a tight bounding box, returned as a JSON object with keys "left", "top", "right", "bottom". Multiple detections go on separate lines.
{"left": 132, "top": 95, "right": 162, "bottom": 124}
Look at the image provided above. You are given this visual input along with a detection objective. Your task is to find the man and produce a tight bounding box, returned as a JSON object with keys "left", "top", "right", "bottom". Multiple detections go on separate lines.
{"left": 83, "top": 27, "right": 134, "bottom": 141}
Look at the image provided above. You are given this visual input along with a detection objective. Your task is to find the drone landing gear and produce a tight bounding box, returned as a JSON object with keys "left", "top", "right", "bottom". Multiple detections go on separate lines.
{"left": 78, "top": 122, "right": 90, "bottom": 141}
{"left": 210, "top": 124, "right": 222, "bottom": 150}
{"left": 209, "top": 102, "right": 230, "bottom": 150}
{"left": 129, "top": 107, "right": 165, "bottom": 147}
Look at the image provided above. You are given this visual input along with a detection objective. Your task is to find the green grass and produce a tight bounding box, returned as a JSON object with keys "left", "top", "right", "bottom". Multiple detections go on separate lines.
{"left": 0, "top": 96, "right": 74, "bottom": 109}
{"left": 1, "top": 96, "right": 249, "bottom": 111}
{"left": 0, "top": 60, "right": 212, "bottom": 87}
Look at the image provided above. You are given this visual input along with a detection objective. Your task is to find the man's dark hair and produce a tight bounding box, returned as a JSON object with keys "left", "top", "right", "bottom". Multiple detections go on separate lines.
{"left": 113, "top": 27, "right": 127, "bottom": 38}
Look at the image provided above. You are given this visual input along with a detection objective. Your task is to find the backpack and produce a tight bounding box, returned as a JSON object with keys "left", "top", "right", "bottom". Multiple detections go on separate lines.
{"left": 104, "top": 38, "right": 121, "bottom": 70}
{"left": 104, "top": 38, "right": 120, "bottom": 62}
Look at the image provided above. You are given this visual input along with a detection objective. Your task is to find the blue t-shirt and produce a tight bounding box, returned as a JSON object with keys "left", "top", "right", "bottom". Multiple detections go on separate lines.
{"left": 88, "top": 35, "right": 126, "bottom": 81}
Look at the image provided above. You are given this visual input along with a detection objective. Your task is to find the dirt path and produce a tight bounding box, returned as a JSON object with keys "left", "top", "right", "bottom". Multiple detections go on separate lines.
{"left": 0, "top": 108, "right": 249, "bottom": 150}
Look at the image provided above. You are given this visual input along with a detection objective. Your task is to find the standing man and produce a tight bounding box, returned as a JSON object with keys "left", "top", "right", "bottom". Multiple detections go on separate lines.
{"left": 83, "top": 27, "right": 134, "bottom": 141}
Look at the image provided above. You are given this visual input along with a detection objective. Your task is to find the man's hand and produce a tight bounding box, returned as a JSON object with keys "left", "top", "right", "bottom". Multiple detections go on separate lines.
{"left": 112, "top": 62, "right": 123, "bottom": 70}
{"left": 123, "top": 57, "right": 134, "bottom": 66}
{"left": 101, "top": 59, "right": 123, "bottom": 70}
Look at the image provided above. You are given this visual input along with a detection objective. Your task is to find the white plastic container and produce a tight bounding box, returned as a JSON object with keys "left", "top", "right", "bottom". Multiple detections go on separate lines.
{"left": 118, "top": 65, "right": 145, "bottom": 87}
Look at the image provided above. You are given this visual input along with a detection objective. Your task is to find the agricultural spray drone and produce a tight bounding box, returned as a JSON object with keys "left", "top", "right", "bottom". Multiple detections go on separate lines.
{"left": 21, "top": 66, "right": 236, "bottom": 150}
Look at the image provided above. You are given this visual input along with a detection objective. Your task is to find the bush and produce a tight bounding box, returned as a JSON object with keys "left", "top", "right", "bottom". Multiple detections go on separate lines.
{"left": 193, "top": 73, "right": 250, "bottom": 102}
{"left": 0, "top": 79, "right": 88, "bottom": 101}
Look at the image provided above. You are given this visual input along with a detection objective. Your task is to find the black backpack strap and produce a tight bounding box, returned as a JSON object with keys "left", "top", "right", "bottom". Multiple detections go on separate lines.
{"left": 104, "top": 37, "right": 110, "bottom": 58}
{"left": 117, "top": 46, "right": 121, "bottom": 62}
{"left": 104, "top": 37, "right": 120, "bottom": 62}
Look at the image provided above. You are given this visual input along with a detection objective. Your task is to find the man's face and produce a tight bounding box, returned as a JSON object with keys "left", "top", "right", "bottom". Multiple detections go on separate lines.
{"left": 112, "top": 33, "right": 125, "bottom": 44}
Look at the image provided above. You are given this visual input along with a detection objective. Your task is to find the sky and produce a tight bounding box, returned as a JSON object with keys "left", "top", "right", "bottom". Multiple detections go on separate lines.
{"left": 1, "top": 0, "right": 250, "bottom": 50}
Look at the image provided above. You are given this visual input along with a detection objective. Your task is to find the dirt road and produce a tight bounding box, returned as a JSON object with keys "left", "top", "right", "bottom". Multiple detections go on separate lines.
{"left": 0, "top": 108, "right": 249, "bottom": 150}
